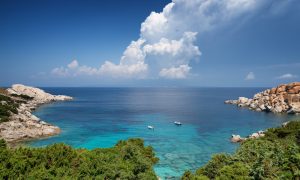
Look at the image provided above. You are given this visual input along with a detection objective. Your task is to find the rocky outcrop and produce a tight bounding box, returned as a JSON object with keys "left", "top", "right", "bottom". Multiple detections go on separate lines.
{"left": 231, "top": 134, "right": 245, "bottom": 143}
{"left": 231, "top": 121, "right": 293, "bottom": 143}
{"left": 0, "top": 84, "right": 72, "bottom": 143}
{"left": 231, "top": 130, "right": 265, "bottom": 143}
{"left": 7, "top": 84, "right": 72, "bottom": 102}
{"left": 225, "top": 82, "right": 300, "bottom": 114}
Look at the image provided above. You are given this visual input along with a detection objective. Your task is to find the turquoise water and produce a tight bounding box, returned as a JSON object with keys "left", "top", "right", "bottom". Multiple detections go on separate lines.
{"left": 27, "top": 88, "right": 297, "bottom": 179}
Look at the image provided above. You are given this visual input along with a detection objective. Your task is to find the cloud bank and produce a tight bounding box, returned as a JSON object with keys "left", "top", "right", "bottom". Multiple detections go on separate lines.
{"left": 52, "top": 0, "right": 295, "bottom": 80}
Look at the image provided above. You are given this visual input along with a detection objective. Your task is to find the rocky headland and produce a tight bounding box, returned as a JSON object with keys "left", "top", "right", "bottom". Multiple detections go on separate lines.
{"left": 0, "top": 84, "right": 72, "bottom": 143}
{"left": 225, "top": 82, "right": 300, "bottom": 114}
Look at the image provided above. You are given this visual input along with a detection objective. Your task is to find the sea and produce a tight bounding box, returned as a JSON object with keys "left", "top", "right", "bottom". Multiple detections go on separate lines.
{"left": 26, "top": 87, "right": 297, "bottom": 179}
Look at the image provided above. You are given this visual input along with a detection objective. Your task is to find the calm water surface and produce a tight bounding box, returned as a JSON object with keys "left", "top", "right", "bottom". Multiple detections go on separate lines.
{"left": 27, "top": 88, "right": 297, "bottom": 179}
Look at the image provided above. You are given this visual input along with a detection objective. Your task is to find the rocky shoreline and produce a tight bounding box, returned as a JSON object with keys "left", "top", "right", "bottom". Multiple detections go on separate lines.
{"left": 225, "top": 82, "right": 300, "bottom": 114}
{"left": 0, "top": 84, "right": 72, "bottom": 144}
{"left": 231, "top": 130, "right": 265, "bottom": 143}
{"left": 230, "top": 121, "right": 291, "bottom": 143}
{"left": 227, "top": 82, "right": 300, "bottom": 143}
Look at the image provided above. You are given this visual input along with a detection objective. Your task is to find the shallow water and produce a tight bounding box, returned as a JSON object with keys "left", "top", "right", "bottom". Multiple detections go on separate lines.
{"left": 27, "top": 87, "right": 297, "bottom": 179}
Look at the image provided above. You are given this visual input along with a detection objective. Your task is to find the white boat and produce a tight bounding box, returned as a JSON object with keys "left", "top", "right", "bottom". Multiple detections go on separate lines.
{"left": 148, "top": 125, "right": 154, "bottom": 130}
{"left": 174, "top": 121, "right": 182, "bottom": 125}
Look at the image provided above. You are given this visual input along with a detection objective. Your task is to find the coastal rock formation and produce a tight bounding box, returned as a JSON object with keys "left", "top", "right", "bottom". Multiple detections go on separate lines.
{"left": 231, "top": 134, "right": 245, "bottom": 143}
{"left": 7, "top": 84, "right": 72, "bottom": 102}
{"left": 230, "top": 121, "right": 292, "bottom": 143}
{"left": 0, "top": 84, "right": 72, "bottom": 143}
{"left": 225, "top": 82, "right": 300, "bottom": 114}
{"left": 231, "top": 130, "right": 265, "bottom": 143}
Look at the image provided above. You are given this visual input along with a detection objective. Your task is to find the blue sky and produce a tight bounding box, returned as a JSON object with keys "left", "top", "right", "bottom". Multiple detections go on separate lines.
{"left": 0, "top": 0, "right": 299, "bottom": 87}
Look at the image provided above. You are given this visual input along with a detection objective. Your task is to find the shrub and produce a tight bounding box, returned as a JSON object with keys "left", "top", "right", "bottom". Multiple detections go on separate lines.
{"left": 0, "top": 138, "right": 158, "bottom": 179}
{"left": 0, "top": 94, "right": 20, "bottom": 123}
{"left": 183, "top": 121, "right": 300, "bottom": 179}
{"left": 11, "top": 94, "right": 34, "bottom": 100}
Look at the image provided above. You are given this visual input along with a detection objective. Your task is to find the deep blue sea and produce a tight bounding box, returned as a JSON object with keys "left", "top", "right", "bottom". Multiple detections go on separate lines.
{"left": 27, "top": 87, "right": 297, "bottom": 179}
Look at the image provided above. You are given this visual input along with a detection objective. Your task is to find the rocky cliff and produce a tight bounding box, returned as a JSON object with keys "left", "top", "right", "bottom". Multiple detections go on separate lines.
{"left": 0, "top": 84, "right": 72, "bottom": 143}
{"left": 225, "top": 82, "right": 300, "bottom": 114}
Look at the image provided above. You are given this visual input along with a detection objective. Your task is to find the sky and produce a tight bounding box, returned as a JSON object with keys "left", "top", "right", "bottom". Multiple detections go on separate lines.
{"left": 0, "top": 0, "right": 300, "bottom": 87}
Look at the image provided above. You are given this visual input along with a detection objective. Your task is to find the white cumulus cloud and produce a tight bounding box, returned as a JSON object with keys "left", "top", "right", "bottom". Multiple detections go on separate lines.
{"left": 245, "top": 72, "right": 255, "bottom": 80}
{"left": 67, "top": 60, "right": 79, "bottom": 69}
{"left": 100, "top": 0, "right": 287, "bottom": 79}
{"left": 98, "top": 39, "right": 148, "bottom": 78}
{"left": 99, "top": 61, "right": 148, "bottom": 78}
{"left": 51, "top": 59, "right": 148, "bottom": 79}
{"left": 51, "top": 67, "right": 69, "bottom": 77}
{"left": 51, "top": 0, "right": 295, "bottom": 80}
{"left": 159, "top": 65, "right": 191, "bottom": 79}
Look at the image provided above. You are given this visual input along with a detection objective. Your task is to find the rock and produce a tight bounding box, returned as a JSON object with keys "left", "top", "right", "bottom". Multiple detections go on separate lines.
{"left": 7, "top": 84, "right": 72, "bottom": 102}
{"left": 231, "top": 134, "right": 244, "bottom": 143}
{"left": 255, "top": 108, "right": 262, "bottom": 112}
{"left": 276, "top": 85, "right": 286, "bottom": 94}
{"left": 259, "top": 104, "right": 266, "bottom": 111}
{"left": 250, "top": 132, "right": 259, "bottom": 138}
{"left": 225, "top": 82, "right": 300, "bottom": 114}
{"left": 235, "top": 97, "right": 252, "bottom": 107}
{"left": 250, "top": 101, "right": 258, "bottom": 107}
{"left": 40, "top": 121, "right": 47, "bottom": 125}
{"left": 270, "top": 88, "right": 276, "bottom": 94}
{"left": 238, "top": 97, "right": 249, "bottom": 104}
{"left": 30, "top": 114, "right": 40, "bottom": 121}
{"left": 224, "top": 100, "right": 238, "bottom": 104}
{"left": 282, "top": 122, "right": 289, "bottom": 127}
{"left": 266, "top": 105, "right": 273, "bottom": 111}
{"left": 0, "top": 84, "right": 72, "bottom": 143}
{"left": 274, "top": 105, "right": 283, "bottom": 113}
{"left": 1, "top": 101, "right": 7, "bottom": 105}
{"left": 292, "top": 86, "right": 300, "bottom": 93}
{"left": 287, "top": 103, "right": 300, "bottom": 114}
{"left": 231, "top": 130, "right": 266, "bottom": 143}
{"left": 289, "top": 82, "right": 300, "bottom": 87}
{"left": 258, "top": 130, "right": 264, "bottom": 134}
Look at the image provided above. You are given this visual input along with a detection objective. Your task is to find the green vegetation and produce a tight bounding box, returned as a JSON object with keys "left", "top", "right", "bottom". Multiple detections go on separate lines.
{"left": 182, "top": 121, "right": 300, "bottom": 180}
{"left": 11, "top": 93, "right": 34, "bottom": 100}
{"left": 0, "top": 94, "right": 19, "bottom": 123}
{"left": 0, "top": 138, "right": 158, "bottom": 179}
{"left": 0, "top": 90, "right": 30, "bottom": 123}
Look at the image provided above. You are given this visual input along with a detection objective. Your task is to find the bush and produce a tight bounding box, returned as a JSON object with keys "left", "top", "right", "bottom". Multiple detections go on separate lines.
{"left": 216, "top": 162, "right": 250, "bottom": 180}
{"left": 0, "top": 94, "right": 20, "bottom": 123}
{"left": 11, "top": 94, "right": 34, "bottom": 100}
{"left": 0, "top": 138, "right": 158, "bottom": 179}
{"left": 183, "top": 121, "right": 300, "bottom": 179}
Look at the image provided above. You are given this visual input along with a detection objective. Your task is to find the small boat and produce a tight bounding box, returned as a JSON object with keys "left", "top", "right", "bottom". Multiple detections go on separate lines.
{"left": 174, "top": 121, "right": 182, "bottom": 125}
{"left": 148, "top": 125, "right": 154, "bottom": 130}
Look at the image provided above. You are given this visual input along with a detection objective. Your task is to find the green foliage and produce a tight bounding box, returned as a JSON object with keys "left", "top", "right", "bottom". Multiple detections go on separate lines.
{"left": 11, "top": 93, "right": 34, "bottom": 100}
{"left": 0, "top": 94, "right": 11, "bottom": 102}
{"left": 216, "top": 162, "right": 250, "bottom": 180}
{"left": 0, "top": 94, "right": 20, "bottom": 123}
{"left": 0, "top": 138, "right": 158, "bottom": 179}
{"left": 181, "top": 171, "right": 210, "bottom": 180}
{"left": 195, "top": 154, "right": 232, "bottom": 179}
{"left": 0, "top": 139, "right": 6, "bottom": 149}
{"left": 183, "top": 121, "right": 300, "bottom": 180}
